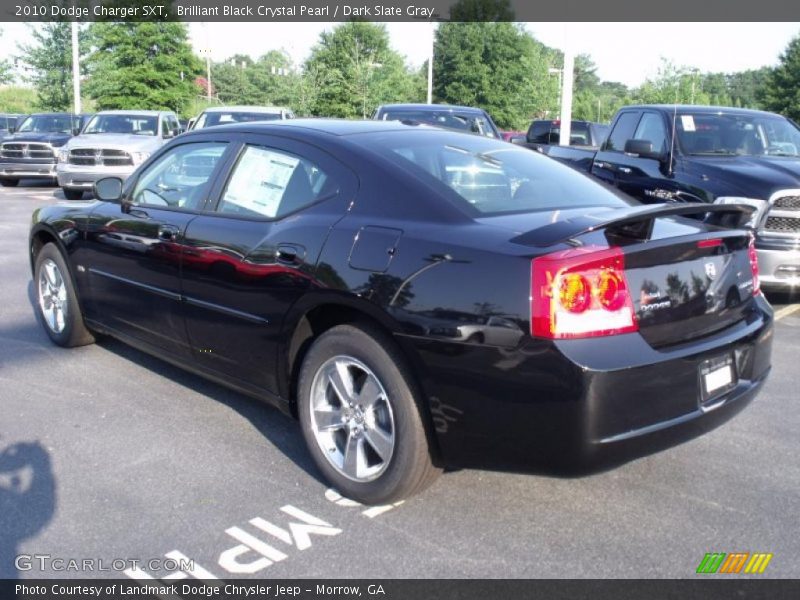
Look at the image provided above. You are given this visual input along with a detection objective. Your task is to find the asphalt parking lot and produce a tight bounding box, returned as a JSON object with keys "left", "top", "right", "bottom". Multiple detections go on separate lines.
{"left": 1, "top": 180, "right": 799, "bottom": 580}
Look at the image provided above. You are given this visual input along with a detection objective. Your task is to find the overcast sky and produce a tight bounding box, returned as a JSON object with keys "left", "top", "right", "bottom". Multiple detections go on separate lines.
{"left": 2, "top": 22, "right": 799, "bottom": 87}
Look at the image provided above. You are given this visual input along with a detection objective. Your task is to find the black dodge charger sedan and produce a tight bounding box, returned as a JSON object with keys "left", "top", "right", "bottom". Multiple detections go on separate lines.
{"left": 29, "top": 120, "right": 773, "bottom": 504}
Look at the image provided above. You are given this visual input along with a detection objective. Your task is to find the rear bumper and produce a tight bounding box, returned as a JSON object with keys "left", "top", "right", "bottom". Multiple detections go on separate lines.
{"left": 57, "top": 163, "right": 136, "bottom": 189}
{"left": 402, "top": 296, "right": 773, "bottom": 473}
{"left": 0, "top": 160, "right": 57, "bottom": 179}
{"left": 755, "top": 242, "right": 800, "bottom": 288}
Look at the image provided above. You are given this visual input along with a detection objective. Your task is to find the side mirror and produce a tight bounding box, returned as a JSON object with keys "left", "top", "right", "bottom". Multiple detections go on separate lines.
{"left": 163, "top": 130, "right": 175, "bottom": 139}
{"left": 8, "top": 126, "right": 15, "bottom": 134}
{"left": 624, "top": 139, "right": 664, "bottom": 160}
{"left": 509, "top": 136, "right": 527, "bottom": 145}
{"left": 94, "top": 177, "right": 124, "bottom": 202}
{"left": 72, "top": 127, "right": 81, "bottom": 136}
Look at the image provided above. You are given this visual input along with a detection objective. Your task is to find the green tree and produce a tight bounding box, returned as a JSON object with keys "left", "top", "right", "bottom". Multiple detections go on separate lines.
{"left": 449, "top": 0, "right": 514, "bottom": 20}
{"left": 728, "top": 68, "right": 770, "bottom": 108}
{"left": 760, "top": 35, "right": 800, "bottom": 120}
{"left": 434, "top": 22, "right": 554, "bottom": 129}
{"left": 0, "top": 29, "right": 13, "bottom": 85}
{"left": 632, "top": 59, "right": 710, "bottom": 105}
{"left": 211, "top": 54, "right": 261, "bottom": 104}
{"left": 85, "top": 22, "right": 201, "bottom": 113}
{"left": 305, "top": 22, "right": 420, "bottom": 118}
{"left": 16, "top": 23, "right": 88, "bottom": 111}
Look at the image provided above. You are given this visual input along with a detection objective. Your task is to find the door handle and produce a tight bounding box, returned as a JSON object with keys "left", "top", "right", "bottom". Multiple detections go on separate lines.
{"left": 276, "top": 243, "right": 305, "bottom": 265}
{"left": 618, "top": 167, "right": 632, "bottom": 174}
{"left": 158, "top": 224, "right": 180, "bottom": 241}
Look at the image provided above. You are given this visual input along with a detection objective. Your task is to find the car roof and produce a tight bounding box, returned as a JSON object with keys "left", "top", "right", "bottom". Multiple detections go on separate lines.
{"left": 94, "top": 110, "right": 170, "bottom": 116}
{"left": 201, "top": 105, "right": 291, "bottom": 113}
{"left": 378, "top": 103, "right": 488, "bottom": 114}
{"left": 195, "top": 118, "right": 432, "bottom": 137}
{"left": 23, "top": 112, "right": 81, "bottom": 117}
{"left": 623, "top": 105, "right": 785, "bottom": 118}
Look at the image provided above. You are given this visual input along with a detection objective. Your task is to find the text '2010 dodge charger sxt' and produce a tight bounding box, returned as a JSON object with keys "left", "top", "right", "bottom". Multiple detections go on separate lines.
{"left": 29, "top": 120, "right": 773, "bottom": 504}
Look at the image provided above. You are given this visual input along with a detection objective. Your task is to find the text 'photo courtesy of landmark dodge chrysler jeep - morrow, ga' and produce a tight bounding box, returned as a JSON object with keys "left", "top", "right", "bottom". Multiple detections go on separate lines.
{"left": 56, "top": 110, "right": 182, "bottom": 200}
{"left": 540, "top": 105, "right": 800, "bottom": 290}
{"left": 30, "top": 120, "right": 772, "bottom": 504}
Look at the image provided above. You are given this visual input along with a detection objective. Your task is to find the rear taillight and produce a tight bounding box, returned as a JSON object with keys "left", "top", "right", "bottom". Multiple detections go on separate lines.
{"left": 531, "top": 246, "right": 639, "bottom": 339}
{"left": 748, "top": 234, "right": 761, "bottom": 296}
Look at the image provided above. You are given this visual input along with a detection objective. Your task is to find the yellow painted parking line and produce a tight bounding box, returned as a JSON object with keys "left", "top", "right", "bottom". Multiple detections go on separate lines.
{"left": 775, "top": 303, "right": 800, "bottom": 321}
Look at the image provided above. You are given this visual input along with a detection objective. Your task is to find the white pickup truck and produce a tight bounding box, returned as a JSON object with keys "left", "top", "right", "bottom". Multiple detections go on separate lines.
{"left": 57, "top": 110, "right": 181, "bottom": 200}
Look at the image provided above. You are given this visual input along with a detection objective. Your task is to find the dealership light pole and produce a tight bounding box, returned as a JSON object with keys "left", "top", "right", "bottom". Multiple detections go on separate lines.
{"left": 71, "top": 22, "right": 81, "bottom": 114}
{"left": 426, "top": 21, "right": 434, "bottom": 104}
{"left": 558, "top": 32, "right": 574, "bottom": 147}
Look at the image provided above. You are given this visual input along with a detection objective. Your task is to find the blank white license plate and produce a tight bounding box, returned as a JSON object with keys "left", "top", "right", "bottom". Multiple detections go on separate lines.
{"left": 700, "top": 354, "right": 736, "bottom": 405}
{"left": 705, "top": 364, "right": 733, "bottom": 393}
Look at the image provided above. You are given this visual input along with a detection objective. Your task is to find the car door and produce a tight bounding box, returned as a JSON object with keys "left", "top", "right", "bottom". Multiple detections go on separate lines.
{"left": 180, "top": 134, "right": 358, "bottom": 394}
{"left": 593, "top": 110, "right": 680, "bottom": 203}
{"left": 80, "top": 138, "right": 233, "bottom": 358}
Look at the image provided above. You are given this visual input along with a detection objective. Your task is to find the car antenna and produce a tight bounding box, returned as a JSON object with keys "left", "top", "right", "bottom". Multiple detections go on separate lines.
{"left": 668, "top": 102, "right": 678, "bottom": 177}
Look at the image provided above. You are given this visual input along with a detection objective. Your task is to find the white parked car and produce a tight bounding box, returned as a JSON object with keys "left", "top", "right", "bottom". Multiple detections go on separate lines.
{"left": 57, "top": 110, "right": 181, "bottom": 200}
{"left": 189, "top": 105, "right": 295, "bottom": 130}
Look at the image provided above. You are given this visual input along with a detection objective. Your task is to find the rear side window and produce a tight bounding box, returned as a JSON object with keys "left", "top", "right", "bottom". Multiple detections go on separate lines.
{"left": 217, "top": 145, "right": 336, "bottom": 219}
{"left": 605, "top": 112, "right": 641, "bottom": 151}
{"left": 528, "top": 121, "right": 558, "bottom": 144}
{"left": 356, "top": 131, "right": 633, "bottom": 216}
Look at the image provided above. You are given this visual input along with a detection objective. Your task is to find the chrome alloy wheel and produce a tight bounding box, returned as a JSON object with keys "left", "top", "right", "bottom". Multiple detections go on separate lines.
{"left": 38, "top": 258, "right": 68, "bottom": 334}
{"left": 309, "top": 355, "right": 395, "bottom": 482}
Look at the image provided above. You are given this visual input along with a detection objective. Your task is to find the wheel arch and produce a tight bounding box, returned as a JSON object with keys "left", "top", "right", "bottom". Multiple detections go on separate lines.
{"left": 280, "top": 294, "right": 443, "bottom": 462}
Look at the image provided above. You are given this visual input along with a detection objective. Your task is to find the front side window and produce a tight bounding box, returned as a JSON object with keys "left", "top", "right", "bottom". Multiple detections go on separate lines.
{"left": 356, "top": 131, "right": 633, "bottom": 216}
{"left": 605, "top": 112, "right": 641, "bottom": 152}
{"left": 83, "top": 114, "right": 158, "bottom": 136}
{"left": 633, "top": 112, "right": 668, "bottom": 155}
{"left": 217, "top": 146, "right": 335, "bottom": 219}
{"left": 130, "top": 142, "right": 228, "bottom": 210}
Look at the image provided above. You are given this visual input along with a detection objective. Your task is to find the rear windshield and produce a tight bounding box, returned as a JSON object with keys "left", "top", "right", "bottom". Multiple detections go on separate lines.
{"left": 528, "top": 121, "right": 593, "bottom": 146}
{"left": 355, "top": 130, "right": 633, "bottom": 216}
{"left": 379, "top": 109, "right": 497, "bottom": 138}
{"left": 194, "top": 111, "right": 282, "bottom": 129}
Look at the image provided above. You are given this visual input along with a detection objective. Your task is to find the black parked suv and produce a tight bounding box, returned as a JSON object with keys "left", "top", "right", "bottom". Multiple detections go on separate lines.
{"left": 0, "top": 113, "right": 91, "bottom": 187}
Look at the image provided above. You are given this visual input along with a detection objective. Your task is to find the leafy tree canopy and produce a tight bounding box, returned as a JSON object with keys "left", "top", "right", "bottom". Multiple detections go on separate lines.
{"left": 85, "top": 22, "right": 201, "bottom": 113}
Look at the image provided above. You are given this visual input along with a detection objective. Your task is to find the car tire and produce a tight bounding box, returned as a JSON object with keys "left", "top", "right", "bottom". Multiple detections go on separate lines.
{"left": 34, "top": 242, "right": 95, "bottom": 348}
{"left": 0, "top": 178, "right": 19, "bottom": 187}
{"left": 62, "top": 188, "right": 84, "bottom": 200}
{"left": 298, "top": 323, "right": 441, "bottom": 504}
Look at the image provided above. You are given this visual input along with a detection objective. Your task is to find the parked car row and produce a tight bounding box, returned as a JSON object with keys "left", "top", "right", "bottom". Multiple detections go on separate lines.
{"left": 0, "top": 105, "right": 296, "bottom": 198}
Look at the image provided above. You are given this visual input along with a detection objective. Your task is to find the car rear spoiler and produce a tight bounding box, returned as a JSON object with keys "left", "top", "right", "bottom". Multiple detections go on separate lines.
{"left": 510, "top": 203, "right": 755, "bottom": 248}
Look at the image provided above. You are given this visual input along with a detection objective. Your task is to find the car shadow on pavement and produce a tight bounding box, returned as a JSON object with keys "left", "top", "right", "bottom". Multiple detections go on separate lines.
{"left": 23, "top": 280, "right": 325, "bottom": 487}
{"left": 97, "top": 337, "right": 325, "bottom": 485}
{"left": 0, "top": 439, "right": 56, "bottom": 579}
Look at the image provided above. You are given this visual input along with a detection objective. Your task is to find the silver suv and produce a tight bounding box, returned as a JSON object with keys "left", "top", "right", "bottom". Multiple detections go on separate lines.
{"left": 57, "top": 110, "right": 181, "bottom": 200}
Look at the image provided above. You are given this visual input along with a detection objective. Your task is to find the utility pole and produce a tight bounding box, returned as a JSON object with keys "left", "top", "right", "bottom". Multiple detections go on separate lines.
{"left": 426, "top": 21, "right": 434, "bottom": 104}
{"left": 71, "top": 22, "right": 81, "bottom": 114}
{"left": 558, "top": 33, "right": 574, "bottom": 147}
